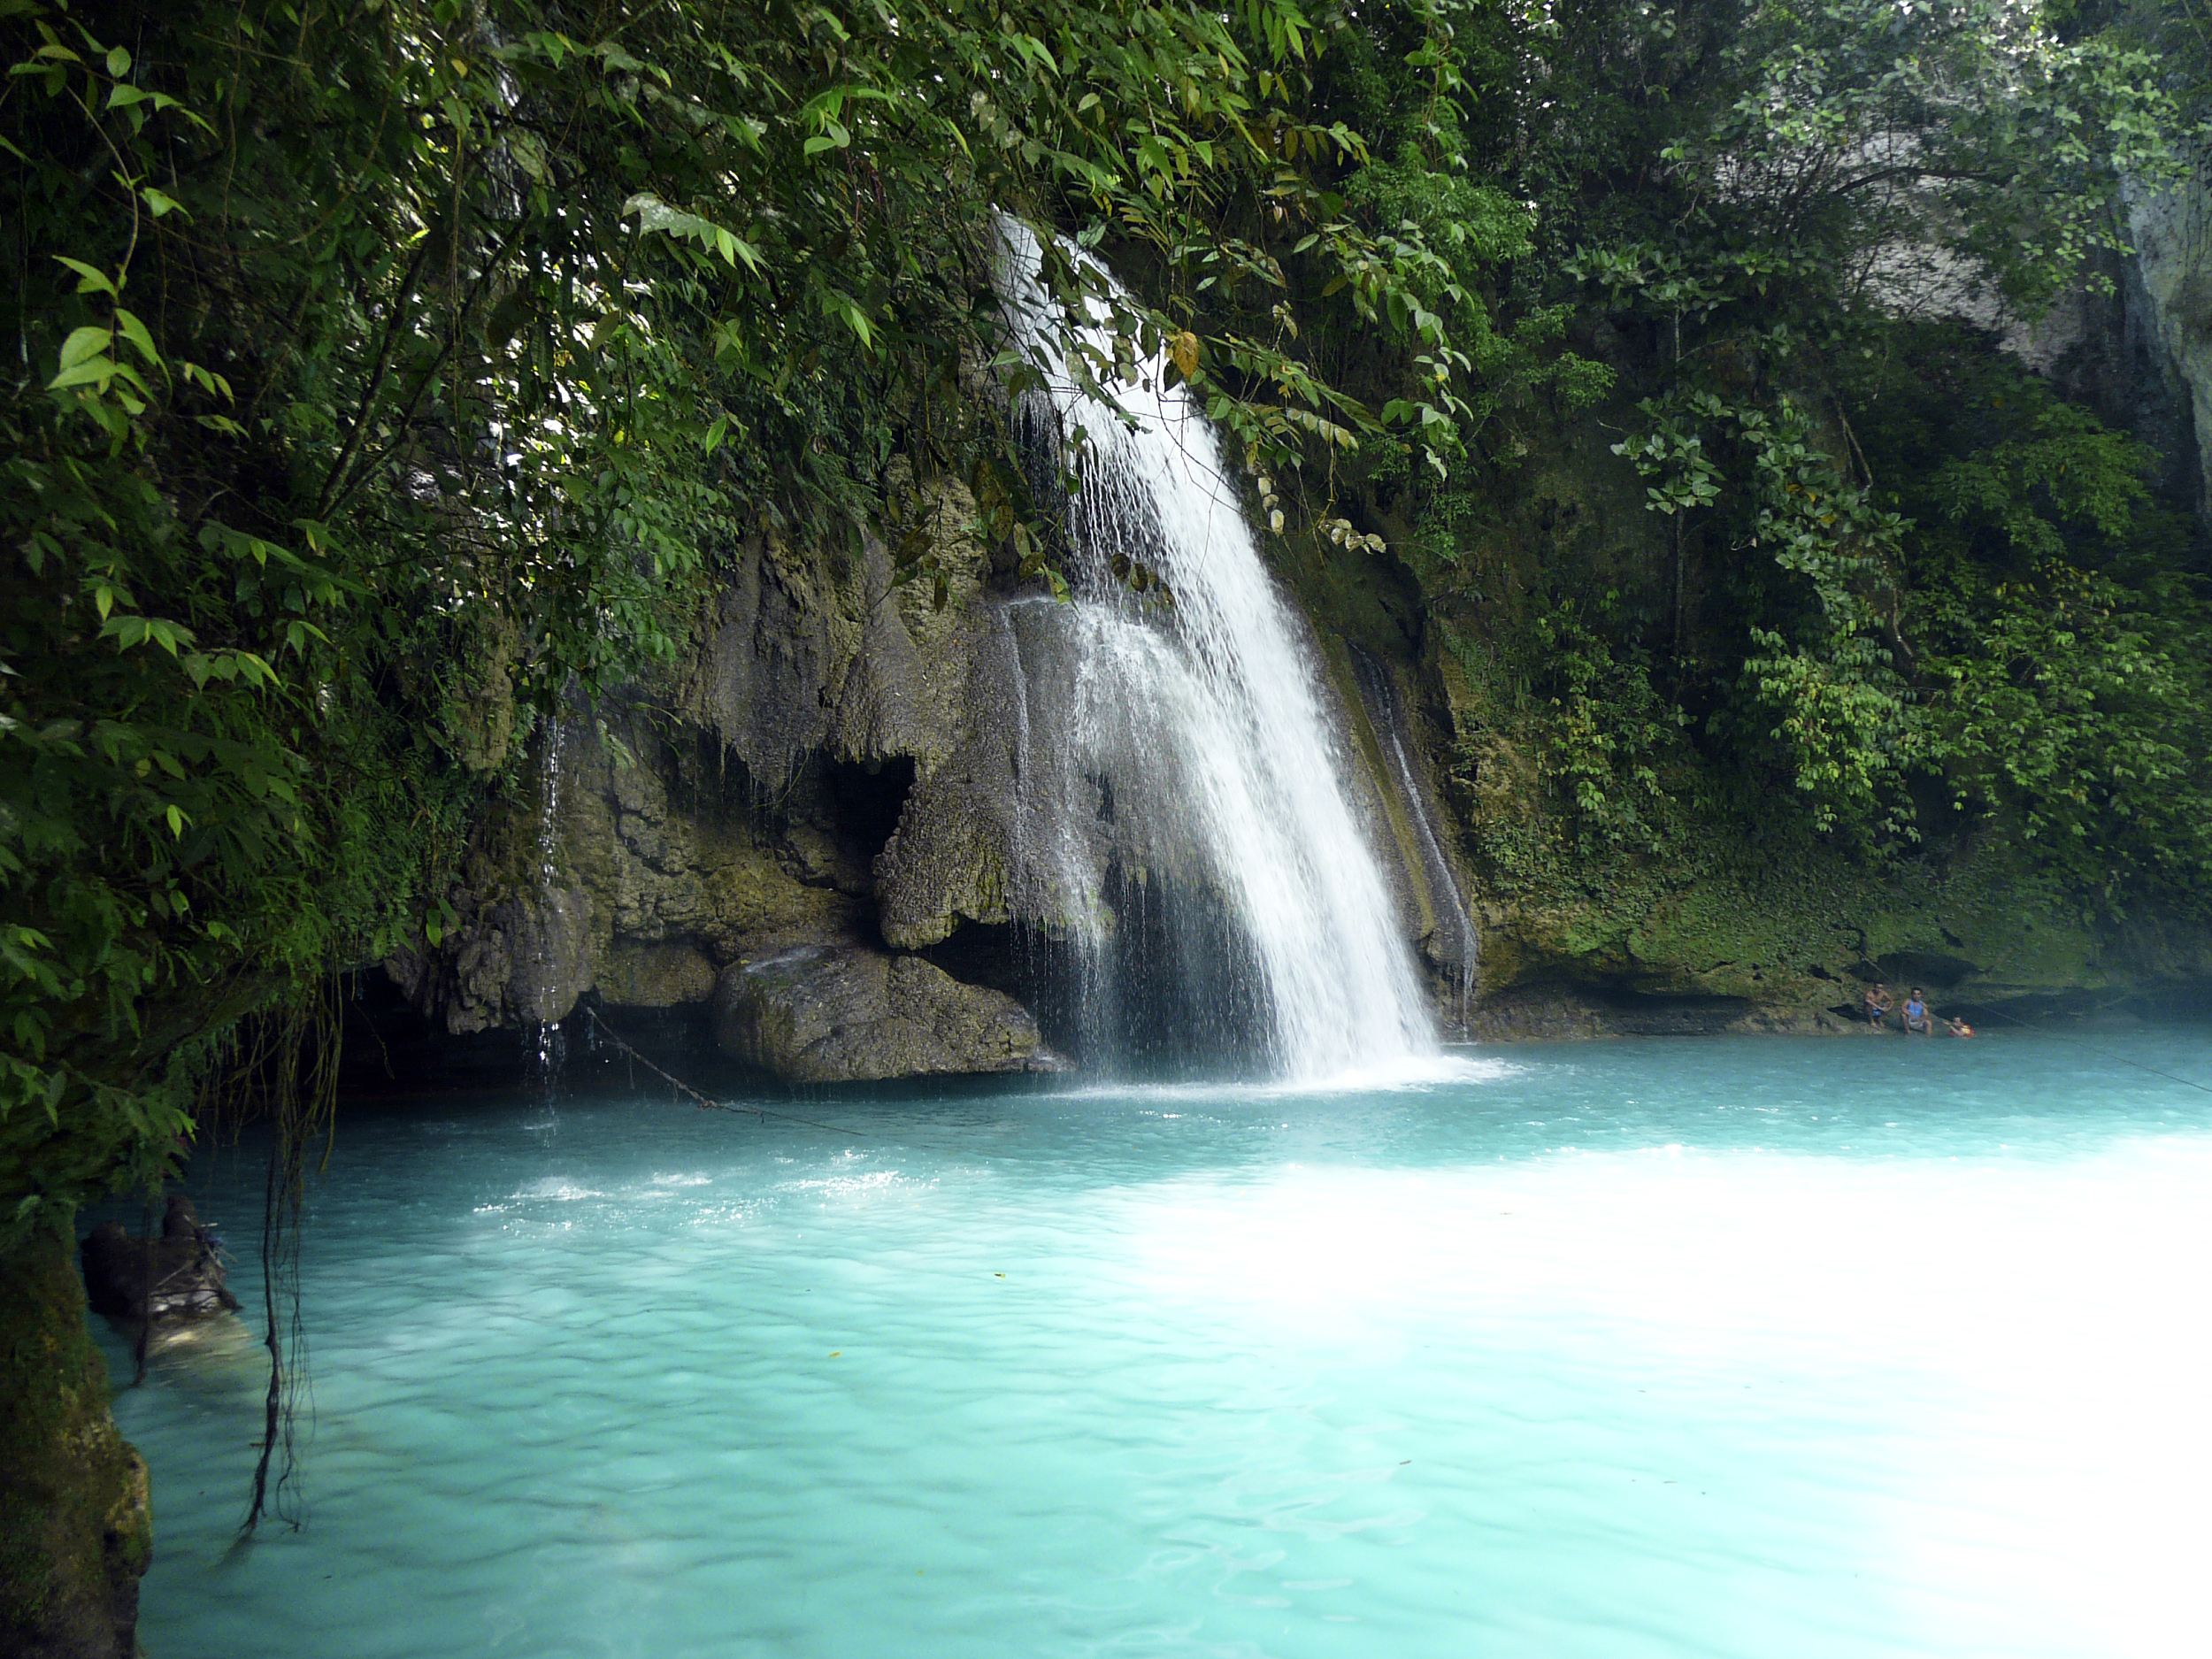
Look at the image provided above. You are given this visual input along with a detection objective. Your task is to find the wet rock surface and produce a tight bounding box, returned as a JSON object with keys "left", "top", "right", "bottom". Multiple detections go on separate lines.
{"left": 79, "top": 1198, "right": 239, "bottom": 1326}
{"left": 712, "top": 945, "right": 1064, "bottom": 1084}
{"left": 386, "top": 489, "right": 1061, "bottom": 1079}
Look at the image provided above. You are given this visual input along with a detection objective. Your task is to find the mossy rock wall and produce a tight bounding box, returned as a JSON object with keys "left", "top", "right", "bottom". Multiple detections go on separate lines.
{"left": 0, "top": 1226, "right": 148, "bottom": 1659}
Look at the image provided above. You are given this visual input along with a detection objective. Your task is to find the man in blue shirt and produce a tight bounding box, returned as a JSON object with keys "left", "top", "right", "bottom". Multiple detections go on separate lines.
{"left": 1903, "top": 987, "right": 1933, "bottom": 1035}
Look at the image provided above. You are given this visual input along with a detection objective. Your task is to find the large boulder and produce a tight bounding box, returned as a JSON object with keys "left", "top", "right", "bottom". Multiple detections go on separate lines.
{"left": 711, "top": 945, "right": 1064, "bottom": 1084}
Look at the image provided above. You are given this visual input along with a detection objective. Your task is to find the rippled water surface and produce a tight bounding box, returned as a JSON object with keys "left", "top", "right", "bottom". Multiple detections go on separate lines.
{"left": 104, "top": 1029, "right": 2212, "bottom": 1658}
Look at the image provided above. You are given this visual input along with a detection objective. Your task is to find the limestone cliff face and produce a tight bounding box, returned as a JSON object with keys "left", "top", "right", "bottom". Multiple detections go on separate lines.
{"left": 2125, "top": 177, "right": 2212, "bottom": 518}
{"left": 388, "top": 482, "right": 1080, "bottom": 1079}
{"left": 387, "top": 465, "right": 1484, "bottom": 1077}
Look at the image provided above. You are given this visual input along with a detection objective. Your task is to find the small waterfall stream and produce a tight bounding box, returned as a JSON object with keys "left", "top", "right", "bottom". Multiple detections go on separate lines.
{"left": 528, "top": 715, "right": 568, "bottom": 1102}
{"left": 995, "top": 219, "right": 1436, "bottom": 1081}
{"left": 1352, "top": 648, "right": 1480, "bottom": 1032}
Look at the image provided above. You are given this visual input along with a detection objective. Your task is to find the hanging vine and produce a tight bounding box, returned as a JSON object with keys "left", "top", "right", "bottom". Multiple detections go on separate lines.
{"left": 192, "top": 979, "right": 341, "bottom": 1533}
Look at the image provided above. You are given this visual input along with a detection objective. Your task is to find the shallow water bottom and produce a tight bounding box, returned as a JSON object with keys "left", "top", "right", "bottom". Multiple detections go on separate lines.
{"left": 104, "top": 1030, "right": 2212, "bottom": 1658}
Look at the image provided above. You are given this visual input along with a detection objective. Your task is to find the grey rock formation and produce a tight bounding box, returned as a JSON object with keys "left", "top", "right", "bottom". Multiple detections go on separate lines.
{"left": 387, "top": 461, "right": 1491, "bottom": 1073}
{"left": 873, "top": 606, "right": 1027, "bottom": 948}
{"left": 680, "top": 488, "right": 993, "bottom": 784}
{"left": 711, "top": 945, "right": 1064, "bottom": 1083}
{"left": 1346, "top": 644, "right": 1479, "bottom": 1012}
{"left": 388, "top": 481, "right": 1080, "bottom": 1077}
{"left": 595, "top": 941, "right": 719, "bottom": 1009}
{"left": 386, "top": 878, "right": 595, "bottom": 1036}
{"left": 2125, "top": 177, "right": 2212, "bottom": 518}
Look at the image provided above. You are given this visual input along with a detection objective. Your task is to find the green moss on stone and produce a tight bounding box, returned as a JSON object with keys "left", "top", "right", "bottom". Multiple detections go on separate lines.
{"left": 0, "top": 1224, "right": 148, "bottom": 1659}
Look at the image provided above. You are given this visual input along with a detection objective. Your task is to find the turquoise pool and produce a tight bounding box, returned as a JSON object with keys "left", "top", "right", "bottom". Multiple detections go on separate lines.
{"left": 103, "top": 1029, "right": 2212, "bottom": 1657}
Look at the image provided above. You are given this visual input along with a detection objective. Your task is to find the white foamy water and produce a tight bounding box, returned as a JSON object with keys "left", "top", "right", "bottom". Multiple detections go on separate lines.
{"left": 994, "top": 219, "right": 1433, "bottom": 1080}
{"left": 103, "top": 1030, "right": 2212, "bottom": 1659}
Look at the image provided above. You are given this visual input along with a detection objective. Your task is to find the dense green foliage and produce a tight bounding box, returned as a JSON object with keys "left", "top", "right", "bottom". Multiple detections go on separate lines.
{"left": 2, "top": 0, "right": 2208, "bottom": 1227}
{"left": 0, "top": 0, "right": 1529, "bottom": 1225}
{"left": 1363, "top": 0, "right": 2212, "bottom": 922}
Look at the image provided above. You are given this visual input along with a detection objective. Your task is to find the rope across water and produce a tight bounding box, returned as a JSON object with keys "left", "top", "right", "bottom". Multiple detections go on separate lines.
{"left": 579, "top": 1005, "right": 870, "bottom": 1137}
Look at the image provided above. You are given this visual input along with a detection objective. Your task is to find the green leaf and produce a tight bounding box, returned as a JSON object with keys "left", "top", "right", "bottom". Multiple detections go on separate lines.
{"left": 57, "top": 326, "right": 112, "bottom": 371}
{"left": 47, "top": 356, "right": 116, "bottom": 392}
{"left": 112, "top": 308, "right": 161, "bottom": 371}
{"left": 53, "top": 257, "right": 118, "bottom": 297}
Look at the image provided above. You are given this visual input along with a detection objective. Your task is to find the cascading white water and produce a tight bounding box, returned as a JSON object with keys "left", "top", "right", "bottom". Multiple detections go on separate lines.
{"left": 528, "top": 716, "right": 568, "bottom": 1100}
{"left": 995, "top": 219, "right": 1436, "bottom": 1082}
{"left": 1353, "top": 647, "right": 1479, "bottom": 1033}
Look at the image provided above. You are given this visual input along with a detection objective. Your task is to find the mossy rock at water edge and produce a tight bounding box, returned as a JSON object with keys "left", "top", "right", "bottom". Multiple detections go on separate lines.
{"left": 1463, "top": 831, "right": 2209, "bottom": 1034}
{"left": 0, "top": 1227, "right": 150, "bottom": 1659}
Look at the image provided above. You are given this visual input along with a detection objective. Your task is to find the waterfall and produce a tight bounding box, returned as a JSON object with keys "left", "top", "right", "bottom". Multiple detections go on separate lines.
{"left": 1352, "top": 647, "right": 1480, "bottom": 1033}
{"left": 994, "top": 219, "right": 1437, "bottom": 1082}
{"left": 528, "top": 715, "right": 568, "bottom": 1101}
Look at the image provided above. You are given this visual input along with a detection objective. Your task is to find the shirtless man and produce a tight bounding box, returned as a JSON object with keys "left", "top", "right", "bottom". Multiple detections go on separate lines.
{"left": 1863, "top": 982, "right": 1893, "bottom": 1029}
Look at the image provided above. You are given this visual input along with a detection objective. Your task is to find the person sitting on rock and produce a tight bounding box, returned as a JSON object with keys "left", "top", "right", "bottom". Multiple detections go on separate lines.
{"left": 1863, "top": 982, "right": 1893, "bottom": 1028}
{"left": 1902, "top": 987, "right": 1933, "bottom": 1035}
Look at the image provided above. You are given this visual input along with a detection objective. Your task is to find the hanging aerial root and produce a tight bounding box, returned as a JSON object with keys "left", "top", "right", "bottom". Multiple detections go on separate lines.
{"left": 211, "top": 972, "right": 341, "bottom": 1537}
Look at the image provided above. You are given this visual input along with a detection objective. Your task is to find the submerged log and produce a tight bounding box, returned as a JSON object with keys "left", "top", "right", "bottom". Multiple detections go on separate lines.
{"left": 80, "top": 1198, "right": 239, "bottom": 1325}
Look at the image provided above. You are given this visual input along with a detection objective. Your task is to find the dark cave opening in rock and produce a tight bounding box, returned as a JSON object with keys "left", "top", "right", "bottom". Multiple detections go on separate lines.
{"left": 827, "top": 755, "right": 918, "bottom": 868}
